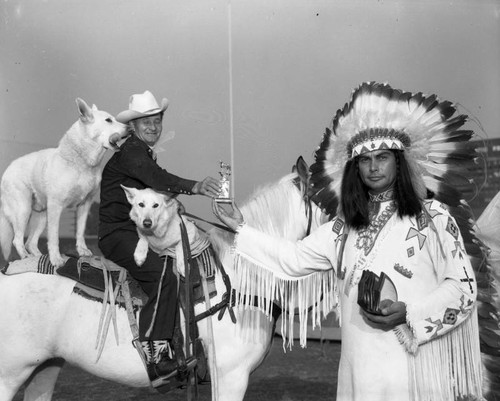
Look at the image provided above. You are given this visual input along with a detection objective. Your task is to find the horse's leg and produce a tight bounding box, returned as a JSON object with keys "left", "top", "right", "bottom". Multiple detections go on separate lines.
{"left": 218, "top": 324, "right": 274, "bottom": 399}
{"left": 199, "top": 307, "right": 275, "bottom": 401}
{"left": 23, "top": 359, "right": 64, "bottom": 401}
{"left": 0, "top": 364, "right": 38, "bottom": 401}
{"left": 0, "top": 274, "right": 71, "bottom": 401}
{"left": 0, "top": 384, "right": 20, "bottom": 401}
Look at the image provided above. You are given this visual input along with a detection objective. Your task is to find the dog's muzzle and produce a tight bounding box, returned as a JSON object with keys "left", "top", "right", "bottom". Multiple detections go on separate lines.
{"left": 142, "top": 219, "right": 152, "bottom": 229}
{"left": 109, "top": 132, "right": 130, "bottom": 150}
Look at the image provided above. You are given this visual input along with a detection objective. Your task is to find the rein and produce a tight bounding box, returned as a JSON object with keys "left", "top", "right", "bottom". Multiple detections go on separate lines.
{"left": 183, "top": 212, "right": 235, "bottom": 233}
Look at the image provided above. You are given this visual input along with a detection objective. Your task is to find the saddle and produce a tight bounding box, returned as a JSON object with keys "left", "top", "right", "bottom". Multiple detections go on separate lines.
{"left": 57, "top": 255, "right": 147, "bottom": 308}
{"left": 5, "top": 253, "right": 219, "bottom": 310}
{"left": 56, "top": 254, "right": 218, "bottom": 309}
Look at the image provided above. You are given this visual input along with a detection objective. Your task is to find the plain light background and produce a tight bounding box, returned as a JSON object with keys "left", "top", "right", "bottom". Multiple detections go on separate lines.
{"left": 1, "top": 0, "right": 499, "bottom": 224}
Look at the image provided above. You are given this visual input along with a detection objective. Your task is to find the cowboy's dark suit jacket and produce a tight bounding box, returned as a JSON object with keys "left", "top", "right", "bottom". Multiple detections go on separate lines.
{"left": 98, "top": 135, "right": 197, "bottom": 240}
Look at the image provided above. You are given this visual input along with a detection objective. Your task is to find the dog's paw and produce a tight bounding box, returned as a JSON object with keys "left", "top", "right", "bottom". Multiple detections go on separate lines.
{"left": 77, "top": 245, "right": 93, "bottom": 257}
{"left": 134, "top": 250, "right": 147, "bottom": 267}
{"left": 49, "top": 253, "right": 66, "bottom": 268}
{"left": 134, "top": 237, "right": 149, "bottom": 267}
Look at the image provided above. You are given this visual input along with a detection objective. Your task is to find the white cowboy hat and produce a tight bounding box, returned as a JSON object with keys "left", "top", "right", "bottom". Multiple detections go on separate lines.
{"left": 116, "top": 90, "right": 169, "bottom": 123}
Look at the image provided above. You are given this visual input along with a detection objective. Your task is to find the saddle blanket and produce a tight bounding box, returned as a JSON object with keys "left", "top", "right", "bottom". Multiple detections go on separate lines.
{"left": 3, "top": 250, "right": 217, "bottom": 306}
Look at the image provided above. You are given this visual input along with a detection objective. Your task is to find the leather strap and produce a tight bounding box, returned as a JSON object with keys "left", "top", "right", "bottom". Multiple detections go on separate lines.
{"left": 120, "top": 275, "right": 149, "bottom": 370}
{"left": 179, "top": 215, "right": 198, "bottom": 400}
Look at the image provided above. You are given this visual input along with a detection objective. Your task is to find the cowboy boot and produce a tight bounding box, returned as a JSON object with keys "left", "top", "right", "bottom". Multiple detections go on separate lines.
{"left": 141, "top": 340, "right": 179, "bottom": 382}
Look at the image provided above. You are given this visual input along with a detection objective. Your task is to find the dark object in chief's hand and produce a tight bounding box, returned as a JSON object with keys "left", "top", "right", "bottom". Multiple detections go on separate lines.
{"left": 357, "top": 270, "right": 398, "bottom": 315}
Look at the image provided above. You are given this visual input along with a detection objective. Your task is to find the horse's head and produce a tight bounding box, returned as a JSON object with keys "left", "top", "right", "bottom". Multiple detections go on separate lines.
{"left": 239, "top": 157, "right": 328, "bottom": 242}
{"left": 210, "top": 157, "right": 328, "bottom": 257}
{"left": 292, "top": 155, "right": 329, "bottom": 236}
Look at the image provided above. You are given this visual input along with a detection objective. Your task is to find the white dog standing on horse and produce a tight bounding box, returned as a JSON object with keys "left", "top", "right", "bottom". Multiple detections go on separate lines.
{"left": 0, "top": 98, "right": 128, "bottom": 267}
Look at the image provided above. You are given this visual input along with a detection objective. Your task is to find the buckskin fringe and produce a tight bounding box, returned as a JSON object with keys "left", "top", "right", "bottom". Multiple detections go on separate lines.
{"left": 232, "top": 254, "right": 336, "bottom": 349}
{"left": 407, "top": 309, "right": 483, "bottom": 401}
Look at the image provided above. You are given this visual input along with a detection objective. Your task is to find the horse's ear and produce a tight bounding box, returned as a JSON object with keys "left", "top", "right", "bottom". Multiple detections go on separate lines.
{"left": 294, "top": 156, "right": 310, "bottom": 183}
{"left": 121, "top": 185, "right": 136, "bottom": 204}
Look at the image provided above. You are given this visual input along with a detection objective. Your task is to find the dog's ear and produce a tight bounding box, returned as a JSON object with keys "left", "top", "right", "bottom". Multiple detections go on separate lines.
{"left": 121, "top": 185, "right": 137, "bottom": 204}
{"left": 155, "top": 190, "right": 175, "bottom": 204}
{"left": 162, "top": 194, "right": 177, "bottom": 209}
{"left": 76, "top": 98, "right": 95, "bottom": 124}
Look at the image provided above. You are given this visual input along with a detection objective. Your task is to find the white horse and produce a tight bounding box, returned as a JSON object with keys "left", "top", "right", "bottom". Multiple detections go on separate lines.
{"left": 0, "top": 170, "right": 328, "bottom": 401}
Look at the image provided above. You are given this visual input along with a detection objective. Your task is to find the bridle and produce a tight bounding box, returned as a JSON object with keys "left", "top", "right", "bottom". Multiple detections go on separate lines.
{"left": 182, "top": 212, "right": 234, "bottom": 233}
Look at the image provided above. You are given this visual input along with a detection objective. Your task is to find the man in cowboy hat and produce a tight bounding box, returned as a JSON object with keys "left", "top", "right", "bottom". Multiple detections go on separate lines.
{"left": 98, "top": 90, "right": 220, "bottom": 387}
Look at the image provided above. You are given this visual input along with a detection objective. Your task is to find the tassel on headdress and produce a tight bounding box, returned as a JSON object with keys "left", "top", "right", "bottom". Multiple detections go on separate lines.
{"left": 310, "top": 81, "right": 478, "bottom": 218}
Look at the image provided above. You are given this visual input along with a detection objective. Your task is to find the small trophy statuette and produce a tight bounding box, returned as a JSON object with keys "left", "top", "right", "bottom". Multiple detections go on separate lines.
{"left": 216, "top": 161, "right": 232, "bottom": 203}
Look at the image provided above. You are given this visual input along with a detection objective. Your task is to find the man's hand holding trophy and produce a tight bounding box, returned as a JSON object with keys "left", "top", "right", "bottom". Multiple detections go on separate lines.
{"left": 216, "top": 161, "right": 232, "bottom": 203}
{"left": 212, "top": 160, "right": 245, "bottom": 232}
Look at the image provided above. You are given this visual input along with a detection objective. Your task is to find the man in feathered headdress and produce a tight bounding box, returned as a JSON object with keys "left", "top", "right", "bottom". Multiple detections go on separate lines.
{"left": 213, "top": 82, "right": 483, "bottom": 400}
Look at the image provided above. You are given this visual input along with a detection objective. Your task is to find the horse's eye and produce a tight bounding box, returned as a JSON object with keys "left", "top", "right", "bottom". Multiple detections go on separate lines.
{"left": 138, "top": 202, "right": 144, "bottom": 208}
{"left": 153, "top": 203, "right": 159, "bottom": 208}
{"left": 105, "top": 118, "right": 113, "bottom": 123}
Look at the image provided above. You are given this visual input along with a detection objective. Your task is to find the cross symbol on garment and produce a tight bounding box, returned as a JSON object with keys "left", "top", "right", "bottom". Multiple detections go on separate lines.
{"left": 461, "top": 266, "right": 474, "bottom": 293}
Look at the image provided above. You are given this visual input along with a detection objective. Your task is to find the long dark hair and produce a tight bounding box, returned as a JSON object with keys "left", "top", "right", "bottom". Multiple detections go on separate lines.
{"left": 340, "top": 150, "right": 423, "bottom": 230}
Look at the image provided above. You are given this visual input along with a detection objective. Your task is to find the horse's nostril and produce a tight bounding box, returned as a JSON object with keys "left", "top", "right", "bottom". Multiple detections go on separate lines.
{"left": 143, "top": 219, "right": 152, "bottom": 228}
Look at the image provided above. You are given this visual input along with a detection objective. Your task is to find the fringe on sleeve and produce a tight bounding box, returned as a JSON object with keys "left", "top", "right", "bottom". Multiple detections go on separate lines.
{"left": 232, "top": 254, "right": 337, "bottom": 349}
{"left": 407, "top": 308, "right": 483, "bottom": 401}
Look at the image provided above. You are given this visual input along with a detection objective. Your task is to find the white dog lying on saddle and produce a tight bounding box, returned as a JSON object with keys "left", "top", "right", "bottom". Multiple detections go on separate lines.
{"left": 0, "top": 98, "right": 128, "bottom": 267}
{"left": 121, "top": 185, "right": 209, "bottom": 270}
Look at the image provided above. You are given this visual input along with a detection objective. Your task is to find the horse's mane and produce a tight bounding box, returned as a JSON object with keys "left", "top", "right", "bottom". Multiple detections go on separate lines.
{"left": 240, "top": 172, "right": 307, "bottom": 238}
{"left": 208, "top": 171, "right": 335, "bottom": 349}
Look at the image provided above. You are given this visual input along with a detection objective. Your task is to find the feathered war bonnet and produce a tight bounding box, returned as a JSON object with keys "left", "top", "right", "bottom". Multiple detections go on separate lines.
{"left": 310, "top": 81, "right": 478, "bottom": 217}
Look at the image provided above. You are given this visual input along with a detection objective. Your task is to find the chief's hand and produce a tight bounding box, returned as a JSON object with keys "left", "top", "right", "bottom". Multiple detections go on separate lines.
{"left": 192, "top": 177, "right": 220, "bottom": 197}
{"left": 212, "top": 199, "right": 244, "bottom": 232}
{"left": 362, "top": 300, "right": 407, "bottom": 329}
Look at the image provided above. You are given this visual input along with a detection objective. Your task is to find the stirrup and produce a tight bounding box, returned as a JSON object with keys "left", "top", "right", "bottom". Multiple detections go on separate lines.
{"left": 151, "top": 357, "right": 197, "bottom": 393}
{"left": 175, "top": 355, "right": 198, "bottom": 380}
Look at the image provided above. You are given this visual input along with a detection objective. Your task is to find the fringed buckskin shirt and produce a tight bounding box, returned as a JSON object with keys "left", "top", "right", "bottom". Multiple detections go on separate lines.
{"left": 234, "top": 198, "right": 482, "bottom": 401}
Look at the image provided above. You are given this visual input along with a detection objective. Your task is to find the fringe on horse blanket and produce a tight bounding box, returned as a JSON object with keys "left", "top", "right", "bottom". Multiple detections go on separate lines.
{"left": 232, "top": 254, "right": 336, "bottom": 349}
